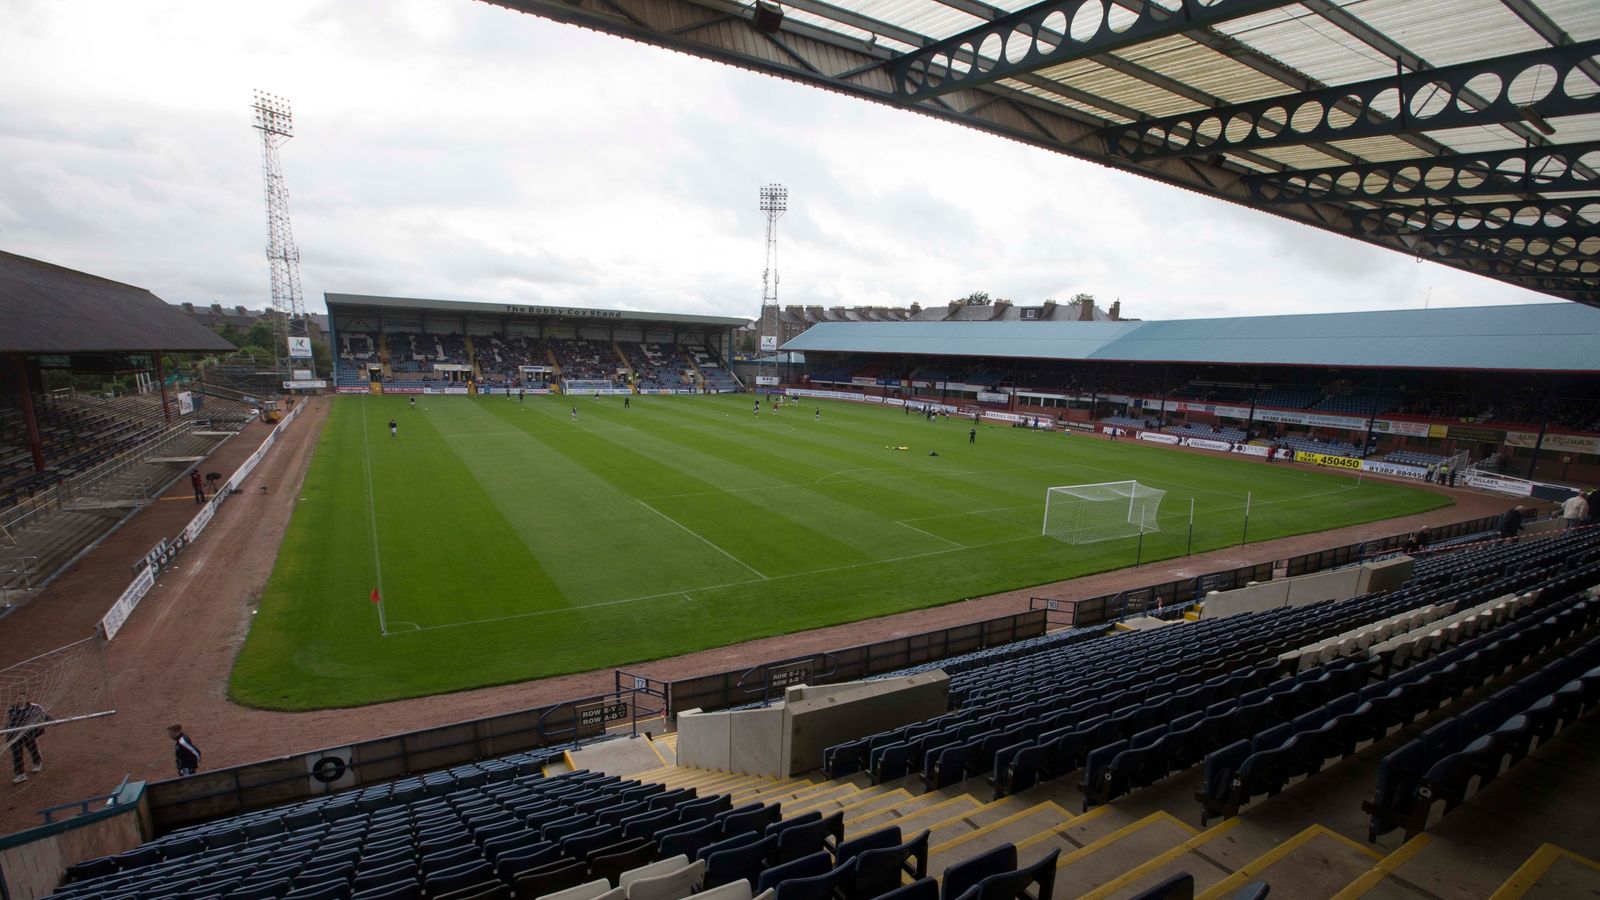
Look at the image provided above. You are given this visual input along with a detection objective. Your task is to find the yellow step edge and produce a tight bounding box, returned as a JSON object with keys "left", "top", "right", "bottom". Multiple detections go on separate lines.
{"left": 1014, "top": 805, "right": 1112, "bottom": 854}
{"left": 1197, "top": 825, "right": 1381, "bottom": 900}
{"left": 790, "top": 787, "right": 910, "bottom": 819}
{"left": 1077, "top": 819, "right": 1241, "bottom": 900}
{"left": 643, "top": 733, "right": 671, "bottom": 767}
{"left": 779, "top": 784, "right": 868, "bottom": 813}
{"left": 743, "top": 781, "right": 854, "bottom": 808}
{"left": 732, "top": 777, "right": 822, "bottom": 801}
{"left": 931, "top": 801, "right": 1077, "bottom": 857}
{"left": 1329, "top": 834, "right": 1431, "bottom": 900}
{"left": 1488, "top": 843, "right": 1600, "bottom": 900}
{"left": 1054, "top": 811, "right": 1192, "bottom": 871}
{"left": 915, "top": 795, "right": 1021, "bottom": 845}
{"left": 846, "top": 794, "right": 981, "bottom": 829}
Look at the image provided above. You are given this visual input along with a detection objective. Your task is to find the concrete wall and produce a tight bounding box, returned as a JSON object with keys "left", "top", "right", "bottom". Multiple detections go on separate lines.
{"left": 1204, "top": 557, "right": 1415, "bottom": 619}
{"left": 675, "top": 672, "right": 949, "bottom": 778}
{"left": 0, "top": 783, "right": 149, "bottom": 900}
{"left": 783, "top": 674, "right": 948, "bottom": 776}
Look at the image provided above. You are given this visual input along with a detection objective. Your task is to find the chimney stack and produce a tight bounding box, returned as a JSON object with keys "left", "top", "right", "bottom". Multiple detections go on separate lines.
{"left": 1110, "top": 300, "right": 1121, "bottom": 321}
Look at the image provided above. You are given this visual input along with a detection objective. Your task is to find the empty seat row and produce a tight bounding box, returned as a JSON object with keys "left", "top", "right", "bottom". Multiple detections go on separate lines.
{"left": 1365, "top": 635, "right": 1600, "bottom": 841}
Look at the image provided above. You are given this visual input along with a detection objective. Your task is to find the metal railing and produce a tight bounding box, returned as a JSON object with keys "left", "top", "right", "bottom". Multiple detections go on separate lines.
{"left": 0, "top": 422, "right": 197, "bottom": 536}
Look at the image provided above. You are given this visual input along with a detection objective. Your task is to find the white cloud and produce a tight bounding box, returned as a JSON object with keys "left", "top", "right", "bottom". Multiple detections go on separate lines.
{"left": 0, "top": 0, "right": 1553, "bottom": 321}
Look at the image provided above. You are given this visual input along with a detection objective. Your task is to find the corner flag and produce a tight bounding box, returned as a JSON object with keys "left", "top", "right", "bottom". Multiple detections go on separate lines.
{"left": 370, "top": 588, "right": 381, "bottom": 604}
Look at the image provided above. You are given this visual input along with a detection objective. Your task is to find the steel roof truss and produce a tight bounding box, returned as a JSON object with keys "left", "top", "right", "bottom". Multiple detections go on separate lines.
{"left": 1101, "top": 40, "right": 1600, "bottom": 162}
{"left": 1247, "top": 140, "right": 1600, "bottom": 204}
{"left": 888, "top": 0, "right": 1300, "bottom": 102}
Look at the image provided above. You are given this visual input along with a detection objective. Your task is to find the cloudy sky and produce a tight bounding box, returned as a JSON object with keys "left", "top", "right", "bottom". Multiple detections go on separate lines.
{"left": 1, "top": 0, "right": 1557, "bottom": 322}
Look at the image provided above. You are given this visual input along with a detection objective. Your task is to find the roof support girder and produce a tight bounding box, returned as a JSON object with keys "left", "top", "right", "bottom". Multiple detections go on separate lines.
{"left": 1351, "top": 197, "right": 1600, "bottom": 242}
{"left": 887, "top": 0, "right": 1298, "bottom": 102}
{"left": 1246, "top": 141, "right": 1600, "bottom": 204}
{"left": 1101, "top": 40, "right": 1600, "bottom": 162}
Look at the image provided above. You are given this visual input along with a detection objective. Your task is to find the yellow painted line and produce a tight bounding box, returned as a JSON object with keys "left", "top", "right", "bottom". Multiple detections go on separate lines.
{"left": 1198, "top": 825, "right": 1378, "bottom": 900}
{"left": 783, "top": 784, "right": 867, "bottom": 812}
{"left": 1054, "top": 812, "right": 1176, "bottom": 870}
{"left": 1488, "top": 843, "right": 1600, "bottom": 900}
{"left": 932, "top": 801, "right": 1074, "bottom": 856}
{"left": 793, "top": 787, "right": 910, "bottom": 818}
{"left": 1078, "top": 819, "right": 1241, "bottom": 900}
{"left": 561, "top": 749, "right": 577, "bottom": 773}
{"left": 643, "top": 733, "right": 670, "bottom": 767}
{"left": 919, "top": 796, "right": 1021, "bottom": 847}
{"left": 1014, "top": 805, "right": 1112, "bottom": 853}
{"left": 846, "top": 794, "right": 979, "bottom": 829}
{"left": 1330, "top": 835, "right": 1431, "bottom": 900}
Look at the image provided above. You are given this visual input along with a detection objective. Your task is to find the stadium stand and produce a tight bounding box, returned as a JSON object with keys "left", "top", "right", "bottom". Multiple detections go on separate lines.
{"left": 621, "top": 343, "right": 693, "bottom": 391}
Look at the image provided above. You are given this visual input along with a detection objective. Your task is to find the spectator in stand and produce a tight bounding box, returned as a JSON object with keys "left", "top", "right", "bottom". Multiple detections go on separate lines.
{"left": 1588, "top": 490, "right": 1599, "bottom": 526}
{"left": 1562, "top": 491, "right": 1589, "bottom": 529}
{"left": 1497, "top": 505, "right": 1526, "bottom": 540}
{"left": 190, "top": 469, "right": 206, "bottom": 504}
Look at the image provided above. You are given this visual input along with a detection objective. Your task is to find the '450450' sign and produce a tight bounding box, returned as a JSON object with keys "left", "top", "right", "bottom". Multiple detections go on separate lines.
{"left": 1294, "top": 450, "right": 1362, "bottom": 470}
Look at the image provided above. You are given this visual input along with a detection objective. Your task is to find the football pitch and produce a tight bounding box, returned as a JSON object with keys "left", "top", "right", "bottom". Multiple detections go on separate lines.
{"left": 229, "top": 394, "right": 1452, "bottom": 709}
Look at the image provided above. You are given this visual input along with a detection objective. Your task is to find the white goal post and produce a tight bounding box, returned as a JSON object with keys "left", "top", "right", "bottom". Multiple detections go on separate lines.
{"left": 1042, "top": 481, "right": 1167, "bottom": 544}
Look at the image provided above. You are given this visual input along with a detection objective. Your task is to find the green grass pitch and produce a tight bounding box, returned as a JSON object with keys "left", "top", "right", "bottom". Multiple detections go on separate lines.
{"left": 229, "top": 394, "right": 1452, "bottom": 709}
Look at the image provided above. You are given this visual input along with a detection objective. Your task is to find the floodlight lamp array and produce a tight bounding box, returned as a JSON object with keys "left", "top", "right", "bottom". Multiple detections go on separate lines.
{"left": 252, "top": 90, "right": 294, "bottom": 137}
{"left": 759, "top": 184, "right": 788, "bottom": 213}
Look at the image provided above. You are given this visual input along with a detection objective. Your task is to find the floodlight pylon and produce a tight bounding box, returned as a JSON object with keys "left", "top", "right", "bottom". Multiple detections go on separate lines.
{"left": 252, "top": 90, "right": 310, "bottom": 389}
{"left": 755, "top": 184, "right": 787, "bottom": 391}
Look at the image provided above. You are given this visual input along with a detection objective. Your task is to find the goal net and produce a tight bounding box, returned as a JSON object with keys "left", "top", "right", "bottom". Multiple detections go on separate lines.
{"left": 1043, "top": 481, "right": 1167, "bottom": 544}
{"left": 1, "top": 637, "right": 115, "bottom": 757}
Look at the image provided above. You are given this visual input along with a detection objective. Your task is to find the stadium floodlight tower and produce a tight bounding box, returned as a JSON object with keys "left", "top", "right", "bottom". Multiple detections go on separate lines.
{"left": 252, "top": 90, "right": 312, "bottom": 390}
{"left": 755, "top": 183, "right": 787, "bottom": 392}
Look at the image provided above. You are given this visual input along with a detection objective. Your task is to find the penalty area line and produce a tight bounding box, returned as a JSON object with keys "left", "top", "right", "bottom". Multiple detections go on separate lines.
{"left": 635, "top": 499, "right": 769, "bottom": 580}
{"left": 895, "top": 520, "right": 964, "bottom": 548}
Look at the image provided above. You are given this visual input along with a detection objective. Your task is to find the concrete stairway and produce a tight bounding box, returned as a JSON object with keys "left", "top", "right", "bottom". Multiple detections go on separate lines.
{"left": 557, "top": 711, "right": 1599, "bottom": 900}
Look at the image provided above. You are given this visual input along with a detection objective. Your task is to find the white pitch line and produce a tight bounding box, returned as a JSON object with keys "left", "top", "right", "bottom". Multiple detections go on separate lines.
{"left": 636, "top": 499, "right": 769, "bottom": 580}
{"left": 390, "top": 532, "right": 1045, "bottom": 636}
{"left": 360, "top": 399, "right": 387, "bottom": 636}
{"left": 895, "top": 520, "right": 964, "bottom": 548}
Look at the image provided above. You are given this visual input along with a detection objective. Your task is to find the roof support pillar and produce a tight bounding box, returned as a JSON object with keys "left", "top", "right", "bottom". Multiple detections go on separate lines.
{"left": 155, "top": 353, "right": 172, "bottom": 424}
{"left": 12, "top": 356, "right": 46, "bottom": 474}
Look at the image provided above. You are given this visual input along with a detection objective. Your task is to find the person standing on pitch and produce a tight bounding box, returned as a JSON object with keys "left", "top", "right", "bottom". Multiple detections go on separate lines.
{"left": 190, "top": 469, "right": 205, "bottom": 504}
{"left": 969, "top": 427, "right": 976, "bottom": 444}
{"left": 814, "top": 407, "right": 820, "bottom": 421}
{"left": 168, "top": 724, "right": 201, "bottom": 776}
{"left": 7, "top": 692, "right": 46, "bottom": 783}
{"left": 518, "top": 388, "right": 525, "bottom": 404}
{"left": 389, "top": 418, "right": 397, "bottom": 438}
{"left": 409, "top": 396, "right": 415, "bottom": 409}
{"left": 570, "top": 407, "right": 578, "bottom": 421}
{"left": 624, "top": 395, "right": 630, "bottom": 409}
{"left": 754, "top": 399, "right": 760, "bottom": 418}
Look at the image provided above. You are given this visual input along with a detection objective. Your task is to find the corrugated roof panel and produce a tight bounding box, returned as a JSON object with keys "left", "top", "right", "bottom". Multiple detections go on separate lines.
{"left": 1035, "top": 60, "right": 1197, "bottom": 119}
{"left": 785, "top": 320, "right": 1144, "bottom": 360}
{"left": 1098, "top": 304, "right": 1600, "bottom": 370}
{"left": 1115, "top": 36, "right": 1295, "bottom": 105}
{"left": 834, "top": 0, "right": 982, "bottom": 41}
{"left": 1216, "top": 6, "right": 1398, "bottom": 86}
{"left": 1542, "top": 0, "right": 1600, "bottom": 39}
{"left": 0, "top": 251, "right": 239, "bottom": 353}
{"left": 784, "top": 305, "right": 1600, "bottom": 372}
{"left": 1347, "top": 0, "right": 1546, "bottom": 66}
